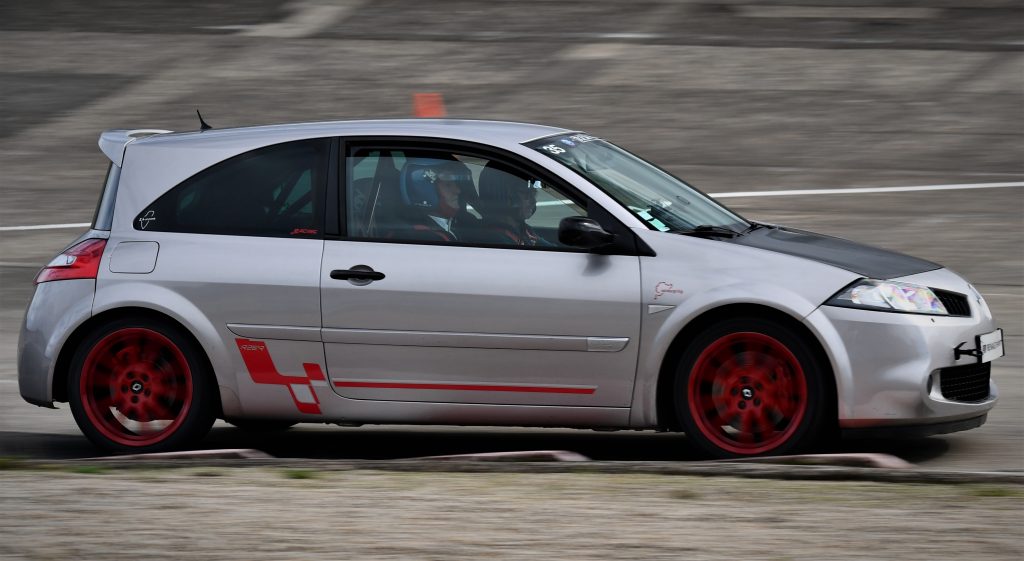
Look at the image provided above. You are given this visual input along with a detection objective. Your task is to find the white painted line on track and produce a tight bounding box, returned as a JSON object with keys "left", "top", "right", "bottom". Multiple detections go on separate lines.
{"left": 0, "top": 262, "right": 42, "bottom": 268}
{"left": 234, "top": 0, "right": 366, "bottom": 39}
{"left": 736, "top": 6, "right": 940, "bottom": 19}
{"left": 2, "top": 182, "right": 1022, "bottom": 231}
{"left": 709, "top": 181, "right": 1024, "bottom": 199}
{"left": 0, "top": 222, "right": 90, "bottom": 232}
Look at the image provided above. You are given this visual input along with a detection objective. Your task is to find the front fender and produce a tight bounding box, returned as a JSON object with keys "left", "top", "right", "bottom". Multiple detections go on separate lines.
{"left": 629, "top": 282, "right": 835, "bottom": 427}
{"left": 627, "top": 230, "right": 860, "bottom": 427}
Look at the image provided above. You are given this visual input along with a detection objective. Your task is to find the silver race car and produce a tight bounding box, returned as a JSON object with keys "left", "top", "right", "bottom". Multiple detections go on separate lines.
{"left": 18, "top": 119, "right": 1003, "bottom": 457}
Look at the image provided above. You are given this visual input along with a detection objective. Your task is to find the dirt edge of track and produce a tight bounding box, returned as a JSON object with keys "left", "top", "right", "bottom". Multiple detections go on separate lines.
{"left": 7, "top": 457, "right": 1021, "bottom": 485}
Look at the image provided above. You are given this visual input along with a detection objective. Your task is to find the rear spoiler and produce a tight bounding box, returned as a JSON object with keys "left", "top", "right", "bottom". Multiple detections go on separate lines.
{"left": 98, "top": 129, "right": 172, "bottom": 166}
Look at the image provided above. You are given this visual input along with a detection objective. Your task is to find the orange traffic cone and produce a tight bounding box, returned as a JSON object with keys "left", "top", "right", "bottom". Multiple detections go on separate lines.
{"left": 413, "top": 92, "right": 447, "bottom": 118}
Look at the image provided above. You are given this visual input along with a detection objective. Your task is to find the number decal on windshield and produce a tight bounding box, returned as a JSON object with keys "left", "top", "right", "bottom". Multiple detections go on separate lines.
{"left": 541, "top": 144, "right": 566, "bottom": 155}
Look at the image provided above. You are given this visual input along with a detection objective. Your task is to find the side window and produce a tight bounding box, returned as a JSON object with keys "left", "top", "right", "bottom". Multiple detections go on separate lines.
{"left": 135, "top": 139, "right": 329, "bottom": 238}
{"left": 346, "top": 146, "right": 585, "bottom": 248}
{"left": 346, "top": 149, "right": 407, "bottom": 238}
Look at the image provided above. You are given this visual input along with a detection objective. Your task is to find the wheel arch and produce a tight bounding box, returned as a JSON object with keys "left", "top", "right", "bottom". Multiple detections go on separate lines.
{"left": 654, "top": 303, "right": 837, "bottom": 432}
{"left": 51, "top": 307, "right": 224, "bottom": 418}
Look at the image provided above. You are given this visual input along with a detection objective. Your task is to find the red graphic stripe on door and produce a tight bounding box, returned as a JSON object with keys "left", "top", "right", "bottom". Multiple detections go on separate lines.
{"left": 333, "top": 380, "right": 596, "bottom": 394}
{"left": 236, "top": 338, "right": 323, "bottom": 415}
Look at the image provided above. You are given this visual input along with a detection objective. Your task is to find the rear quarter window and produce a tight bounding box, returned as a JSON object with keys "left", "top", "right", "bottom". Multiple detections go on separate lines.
{"left": 134, "top": 139, "right": 329, "bottom": 238}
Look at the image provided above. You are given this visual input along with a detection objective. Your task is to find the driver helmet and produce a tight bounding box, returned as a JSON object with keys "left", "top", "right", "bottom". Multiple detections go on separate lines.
{"left": 399, "top": 158, "right": 474, "bottom": 217}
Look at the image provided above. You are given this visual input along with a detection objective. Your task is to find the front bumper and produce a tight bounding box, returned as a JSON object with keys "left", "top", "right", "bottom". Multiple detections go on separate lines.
{"left": 804, "top": 268, "right": 999, "bottom": 431}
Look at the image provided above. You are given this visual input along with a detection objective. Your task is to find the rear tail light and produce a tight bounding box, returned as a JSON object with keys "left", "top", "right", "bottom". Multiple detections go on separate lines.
{"left": 35, "top": 239, "right": 107, "bottom": 284}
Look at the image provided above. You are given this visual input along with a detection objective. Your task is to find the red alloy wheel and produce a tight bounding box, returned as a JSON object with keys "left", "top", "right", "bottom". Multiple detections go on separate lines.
{"left": 78, "top": 328, "right": 193, "bottom": 447}
{"left": 687, "top": 332, "right": 808, "bottom": 455}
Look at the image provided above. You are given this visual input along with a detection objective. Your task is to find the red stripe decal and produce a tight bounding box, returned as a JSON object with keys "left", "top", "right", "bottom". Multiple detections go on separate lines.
{"left": 304, "top": 363, "right": 326, "bottom": 381}
{"left": 236, "top": 338, "right": 323, "bottom": 414}
{"left": 332, "top": 381, "right": 596, "bottom": 394}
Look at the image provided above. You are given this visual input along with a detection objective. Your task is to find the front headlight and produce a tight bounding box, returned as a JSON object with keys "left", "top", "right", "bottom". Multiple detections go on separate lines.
{"left": 825, "top": 279, "right": 948, "bottom": 315}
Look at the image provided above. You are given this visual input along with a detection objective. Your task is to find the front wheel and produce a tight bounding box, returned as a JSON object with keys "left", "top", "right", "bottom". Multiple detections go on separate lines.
{"left": 68, "top": 317, "right": 217, "bottom": 454}
{"left": 674, "top": 317, "right": 832, "bottom": 458}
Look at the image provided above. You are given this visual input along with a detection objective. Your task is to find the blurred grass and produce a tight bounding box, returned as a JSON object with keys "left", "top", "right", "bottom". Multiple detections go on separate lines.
{"left": 966, "top": 485, "right": 1021, "bottom": 498}
{"left": 0, "top": 457, "right": 25, "bottom": 470}
{"left": 281, "top": 468, "right": 318, "bottom": 480}
{"left": 66, "top": 465, "right": 108, "bottom": 475}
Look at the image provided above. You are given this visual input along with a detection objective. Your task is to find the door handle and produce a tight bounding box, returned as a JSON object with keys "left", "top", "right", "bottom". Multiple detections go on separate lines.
{"left": 331, "top": 268, "right": 385, "bottom": 281}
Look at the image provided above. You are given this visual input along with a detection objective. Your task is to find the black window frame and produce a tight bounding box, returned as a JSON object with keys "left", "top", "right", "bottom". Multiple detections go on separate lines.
{"left": 133, "top": 138, "right": 332, "bottom": 239}
{"left": 331, "top": 136, "right": 651, "bottom": 256}
{"left": 92, "top": 162, "right": 121, "bottom": 231}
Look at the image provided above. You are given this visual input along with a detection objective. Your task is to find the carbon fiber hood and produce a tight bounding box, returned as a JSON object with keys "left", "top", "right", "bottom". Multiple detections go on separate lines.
{"left": 726, "top": 226, "right": 941, "bottom": 279}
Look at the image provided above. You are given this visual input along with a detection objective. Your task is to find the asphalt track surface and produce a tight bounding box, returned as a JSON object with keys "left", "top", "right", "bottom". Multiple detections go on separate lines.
{"left": 0, "top": 0, "right": 1021, "bottom": 471}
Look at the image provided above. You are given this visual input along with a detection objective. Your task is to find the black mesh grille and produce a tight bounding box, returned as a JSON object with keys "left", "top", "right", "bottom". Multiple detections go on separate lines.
{"left": 939, "top": 362, "right": 991, "bottom": 402}
{"left": 934, "top": 289, "right": 971, "bottom": 317}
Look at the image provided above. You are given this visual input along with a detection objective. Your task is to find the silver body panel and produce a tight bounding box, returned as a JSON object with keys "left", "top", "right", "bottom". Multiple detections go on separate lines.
{"left": 628, "top": 228, "right": 862, "bottom": 427}
{"left": 17, "top": 119, "right": 1000, "bottom": 436}
{"left": 320, "top": 328, "right": 629, "bottom": 353}
{"left": 18, "top": 279, "right": 95, "bottom": 404}
{"left": 18, "top": 228, "right": 111, "bottom": 405}
{"left": 805, "top": 267, "right": 998, "bottom": 426}
{"left": 93, "top": 233, "right": 326, "bottom": 419}
{"left": 320, "top": 242, "right": 641, "bottom": 408}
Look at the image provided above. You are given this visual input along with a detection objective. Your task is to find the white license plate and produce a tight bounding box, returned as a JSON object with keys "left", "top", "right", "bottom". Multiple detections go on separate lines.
{"left": 978, "top": 328, "right": 1004, "bottom": 363}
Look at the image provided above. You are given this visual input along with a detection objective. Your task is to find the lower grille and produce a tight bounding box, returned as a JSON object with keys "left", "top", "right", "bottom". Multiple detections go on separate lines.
{"left": 939, "top": 362, "right": 991, "bottom": 402}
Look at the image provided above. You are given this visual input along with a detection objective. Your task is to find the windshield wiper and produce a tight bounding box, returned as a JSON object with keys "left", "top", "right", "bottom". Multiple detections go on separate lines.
{"left": 675, "top": 225, "right": 742, "bottom": 238}
{"left": 741, "top": 221, "right": 776, "bottom": 234}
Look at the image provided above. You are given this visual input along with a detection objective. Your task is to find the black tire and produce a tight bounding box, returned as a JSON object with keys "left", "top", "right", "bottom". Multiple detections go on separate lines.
{"left": 226, "top": 419, "right": 297, "bottom": 432}
{"left": 68, "top": 316, "right": 217, "bottom": 454}
{"left": 673, "top": 317, "right": 833, "bottom": 459}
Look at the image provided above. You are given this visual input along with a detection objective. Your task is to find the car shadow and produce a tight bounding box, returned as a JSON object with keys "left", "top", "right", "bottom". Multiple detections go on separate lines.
{"left": 0, "top": 427, "right": 953, "bottom": 464}
{"left": 0, "top": 431, "right": 99, "bottom": 460}
{"left": 201, "top": 426, "right": 704, "bottom": 461}
{"left": 833, "top": 436, "right": 951, "bottom": 465}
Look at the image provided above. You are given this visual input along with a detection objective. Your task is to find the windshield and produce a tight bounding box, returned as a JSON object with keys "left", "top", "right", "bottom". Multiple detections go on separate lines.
{"left": 525, "top": 133, "right": 748, "bottom": 233}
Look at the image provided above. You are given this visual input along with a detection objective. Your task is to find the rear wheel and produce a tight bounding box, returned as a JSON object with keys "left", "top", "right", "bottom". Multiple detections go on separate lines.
{"left": 68, "top": 317, "right": 216, "bottom": 454}
{"left": 674, "top": 317, "right": 831, "bottom": 458}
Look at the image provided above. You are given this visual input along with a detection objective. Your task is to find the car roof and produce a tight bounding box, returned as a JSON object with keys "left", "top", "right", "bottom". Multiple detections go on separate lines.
{"left": 100, "top": 119, "right": 572, "bottom": 166}
{"left": 150, "top": 119, "right": 568, "bottom": 148}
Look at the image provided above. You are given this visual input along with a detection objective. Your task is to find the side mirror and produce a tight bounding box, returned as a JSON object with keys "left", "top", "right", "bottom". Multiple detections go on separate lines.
{"left": 558, "top": 216, "right": 616, "bottom": 250}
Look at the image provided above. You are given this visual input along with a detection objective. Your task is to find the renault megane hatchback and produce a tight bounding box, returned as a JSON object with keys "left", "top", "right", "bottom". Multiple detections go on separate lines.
{"left": 18, "top": 119, "right": 1003, "bottom": 457}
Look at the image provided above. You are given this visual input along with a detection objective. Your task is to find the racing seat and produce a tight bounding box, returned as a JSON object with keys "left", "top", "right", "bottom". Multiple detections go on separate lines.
{"left": 364, "top": 153, "right": 403, "bottom": 238}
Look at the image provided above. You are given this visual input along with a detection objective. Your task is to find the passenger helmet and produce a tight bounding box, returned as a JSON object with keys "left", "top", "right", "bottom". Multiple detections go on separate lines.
{"left": 477, "top": 162, "right": 539, "bottom": 220}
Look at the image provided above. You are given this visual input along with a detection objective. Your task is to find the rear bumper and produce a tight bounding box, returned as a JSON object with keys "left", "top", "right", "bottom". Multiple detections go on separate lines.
{"left": 18, "top": 279, "right": 95, "bottom": 406}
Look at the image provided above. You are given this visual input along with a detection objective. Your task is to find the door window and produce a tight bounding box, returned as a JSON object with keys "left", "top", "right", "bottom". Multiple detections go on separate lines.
{"left": 346, "top": 146, "right": 585, "bottom": 248}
